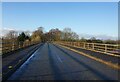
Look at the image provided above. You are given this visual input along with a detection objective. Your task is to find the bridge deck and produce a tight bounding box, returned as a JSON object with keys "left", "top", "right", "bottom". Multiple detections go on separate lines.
{"left": 60, "top": 44, "right": 119, "bottom": 64}
{"left": 7, "top": 43, "right": 118, "bottom": 80}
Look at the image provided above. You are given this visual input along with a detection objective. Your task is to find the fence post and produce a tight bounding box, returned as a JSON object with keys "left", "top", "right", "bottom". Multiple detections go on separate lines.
{"left": 78, "top": 42, "right": 79, "bottom": 47}
{"left": 29, "top": 41, "right": 31, "bottom": 45}
{"left": 22, "top": 42, "right": 24, "bottom": 48}
{"left": 0, "top": 41, "right": 2, "bottom": 54}
{"left": 74, "top": 42, "right": 75, "bottom": 47}
{"left": 88, "top": 43, "right": 89, "bottom": 49}
{"left": 12, "top": 42, "right": 15, "bottom": 51}
{"left": 93, "top": 43, "right": 94, "bottom": 50}
{"left": 79, "top": 43, "right": 81, "bottom": 47}
{"left": 105, "top": 44, "right": 107, "bottom": 53}
{"left": 19, "top": 42, "right": 21, "bottom": 48}
{"left": 84, "top": 42, "right": 86, "bottom": 49}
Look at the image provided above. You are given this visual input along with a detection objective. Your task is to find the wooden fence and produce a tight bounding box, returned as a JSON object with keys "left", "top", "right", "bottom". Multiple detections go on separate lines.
{"left": 1, "top": 39, "right": 40, "bottom": 55}
{"left": 56, "top": 41, "right": 120, "bottom": 56}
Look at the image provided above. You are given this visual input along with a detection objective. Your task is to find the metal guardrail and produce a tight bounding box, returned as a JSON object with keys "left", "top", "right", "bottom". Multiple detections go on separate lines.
{"left": 56, "top": 41, "right": 120, "bottom": 56}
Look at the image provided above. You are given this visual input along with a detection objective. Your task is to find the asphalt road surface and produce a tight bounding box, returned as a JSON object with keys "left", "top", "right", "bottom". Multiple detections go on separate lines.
{"left": 60, "top": 44, "right": 119, "bottom": 64}
{"left": 2, "top": 43, "right": 43, "bottom": 81}
{"left": 7, "top": 43, "right": 119, "bottom": 80}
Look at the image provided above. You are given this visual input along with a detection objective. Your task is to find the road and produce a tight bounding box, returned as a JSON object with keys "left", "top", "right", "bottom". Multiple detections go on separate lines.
{"left": 7, "top": 43, "right": 119, "bottom": 80}
{"left": 60, "top": 44, "right": 119, "bottom": 64}
{"left": 2, "top": 43, "right": 42, "bottom": 81}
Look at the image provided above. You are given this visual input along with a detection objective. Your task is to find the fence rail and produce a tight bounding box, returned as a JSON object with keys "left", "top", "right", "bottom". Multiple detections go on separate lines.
{"left": 0, "top": 39, "right": 40, "bottom": 55}
{"left": 56, "top": 41, "right": 120, "bottom": 56}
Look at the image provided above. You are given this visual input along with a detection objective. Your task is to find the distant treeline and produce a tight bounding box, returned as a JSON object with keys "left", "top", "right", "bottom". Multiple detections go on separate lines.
{"left": 2, "top": 27, "right": 120, "bottom": 44}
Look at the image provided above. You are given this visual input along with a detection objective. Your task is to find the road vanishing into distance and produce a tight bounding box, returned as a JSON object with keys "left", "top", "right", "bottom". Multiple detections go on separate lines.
{"left": 4, "top": 43, "right": 118, "bottom": 80}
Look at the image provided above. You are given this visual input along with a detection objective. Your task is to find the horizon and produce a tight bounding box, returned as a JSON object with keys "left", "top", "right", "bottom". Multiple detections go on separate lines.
{"left": 1, "top": 27, "right": 118, "bottom": 41}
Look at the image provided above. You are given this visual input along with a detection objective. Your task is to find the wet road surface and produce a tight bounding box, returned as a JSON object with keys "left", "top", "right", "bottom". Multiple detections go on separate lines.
{"left": 8, "top": 43, "right": 119, "bottom": 80}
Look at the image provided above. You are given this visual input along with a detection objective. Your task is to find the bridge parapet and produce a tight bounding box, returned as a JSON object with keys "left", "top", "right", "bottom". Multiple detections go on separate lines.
{"left": 1, "top": 39, "right": 40, "bottom": 55}
{"left": 55, "top": 41, "right": 120, "bottom": 56}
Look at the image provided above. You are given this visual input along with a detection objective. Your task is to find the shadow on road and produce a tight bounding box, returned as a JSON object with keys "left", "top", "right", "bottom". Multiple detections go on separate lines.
{"left": 53, "top": 44, "right": 112, "bottom": 80}
{"left": 48, "top": 43, "right": 64, "bottom": 80}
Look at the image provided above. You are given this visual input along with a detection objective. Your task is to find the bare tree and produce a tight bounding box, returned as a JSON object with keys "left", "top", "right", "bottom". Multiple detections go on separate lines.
{"left": 5, "top": 30, "right": 18, "bottom": 39}
{"left": 62, "top": 28, "right": 79, "bottom": 41}
{"left": 49, "top": 28, "right": 61, "bottom": 41}
{"left": 31, "top": 27, "right": 44, "bottom": 42}
{"left": 24, "top": 31, "right": 31, "bottom": 37}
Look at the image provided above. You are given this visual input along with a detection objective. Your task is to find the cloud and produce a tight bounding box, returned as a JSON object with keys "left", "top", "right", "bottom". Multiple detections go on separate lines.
{"left": 0, "top": 28, "right": 15, "bottom": 37}
{"left": 0, "top": 27, "right": 33, "bottom": 37}
{"left": 79, "top": 33, "right": 118, "bottom": 40}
